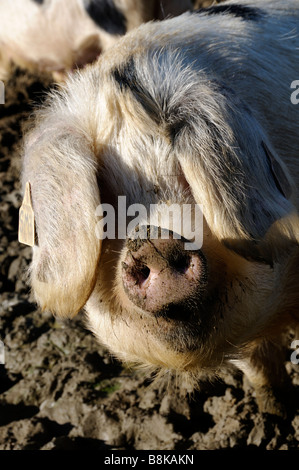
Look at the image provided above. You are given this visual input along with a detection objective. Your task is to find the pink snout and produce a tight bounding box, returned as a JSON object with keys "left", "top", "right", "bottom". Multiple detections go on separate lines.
{"left": 121, "top": 227, "right": 206, "bottom": 318}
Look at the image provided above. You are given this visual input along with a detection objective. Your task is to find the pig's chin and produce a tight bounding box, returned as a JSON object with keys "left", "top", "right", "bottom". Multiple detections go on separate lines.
{"left": 145, "top": 314, "right": 206, "bottom": 353}
{"left": 127, "top": 291, "right": 221, "bottom": 354}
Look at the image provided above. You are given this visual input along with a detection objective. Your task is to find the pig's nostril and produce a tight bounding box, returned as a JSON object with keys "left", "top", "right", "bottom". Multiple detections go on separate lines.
{"left": 122, "top": 257, "right": 151, "bottom": 287}
{"left": 138, "top": 265, "right": 150, "bottom": 284}
{"left": 129, "top": 264, "right": 151, "bottom": 286}
{"left": 170, "top": 253, "right": 190, "bottom": 274}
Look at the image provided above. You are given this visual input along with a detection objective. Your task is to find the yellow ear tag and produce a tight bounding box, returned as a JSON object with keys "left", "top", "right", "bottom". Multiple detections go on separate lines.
{"left": 18, "top": 182, "right": 35, "bottom": 247}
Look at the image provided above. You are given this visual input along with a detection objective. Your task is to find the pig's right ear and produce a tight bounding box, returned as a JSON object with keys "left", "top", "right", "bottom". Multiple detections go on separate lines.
{"left": 22, "top": 126, "right": 102, "bottom": 318}
{"left": 177, "top": 85, "right": 299, "bottom": 264}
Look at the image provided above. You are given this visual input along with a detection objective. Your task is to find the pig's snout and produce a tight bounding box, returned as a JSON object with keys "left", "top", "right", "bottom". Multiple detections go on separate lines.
{"left": 121, "top": 227, "right": 206, "bottom": 317}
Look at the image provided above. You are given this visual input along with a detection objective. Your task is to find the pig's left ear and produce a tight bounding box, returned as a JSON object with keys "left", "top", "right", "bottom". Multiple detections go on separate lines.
{"left": 22, "top": 123, "right": 102, "bottom": 318}
{"left": 178, "top": 94, "right": 299, "bottom": 264}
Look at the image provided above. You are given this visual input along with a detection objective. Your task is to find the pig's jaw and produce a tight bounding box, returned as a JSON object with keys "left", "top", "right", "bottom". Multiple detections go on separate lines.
{"left": 85, "top": 275, "right": 241, "bottom": 373}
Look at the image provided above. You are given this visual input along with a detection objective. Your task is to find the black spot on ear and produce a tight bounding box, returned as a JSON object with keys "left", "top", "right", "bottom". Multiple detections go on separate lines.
{"left": 112, "top": 58, "right": 161, "bottom": 124}
{"left": 168, "top": 120, "right": 187, "bottom": 144}
{"left": 112, "top": 57, "right": 137, "bottom": 92}
{"left": 84, "top": 0, "right": 126, "bottom": 35}
{"left": 112, "top": 57, "right": 188, "bottom": 143}
{"left": 31, "top": 0, "right": 44, "bottom": 4}
{"left": 193, "top": 4, "right": 263, "bottom": 21}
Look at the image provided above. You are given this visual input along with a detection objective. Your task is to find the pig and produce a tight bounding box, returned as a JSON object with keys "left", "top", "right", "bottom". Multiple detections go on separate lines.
{"left": 21, "top": 0, "right": 299, "bottom": 416}
{"left": 0, "top": 0, "right": 192, "bottom": 81}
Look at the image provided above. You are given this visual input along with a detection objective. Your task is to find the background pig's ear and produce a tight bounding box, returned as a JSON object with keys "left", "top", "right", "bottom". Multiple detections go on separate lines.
{"left": 155, "top": 0, "right": 193, "bottom": 19}
{"left": 178, "top": 89, "right": 299, "bottom": 263}
{"left": 22, "top": 124, "right": 102, "bottom": 318}
{"left": 74, "top": 34, "right": 102, "bottom": 70}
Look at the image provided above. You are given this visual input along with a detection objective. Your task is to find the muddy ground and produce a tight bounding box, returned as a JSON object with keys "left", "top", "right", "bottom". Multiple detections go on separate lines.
{"left": 0, "top": 65, "right": 298, "bottom": 452}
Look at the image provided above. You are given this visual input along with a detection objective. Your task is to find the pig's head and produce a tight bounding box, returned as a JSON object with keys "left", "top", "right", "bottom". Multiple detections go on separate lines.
{"left": 22, "top": 26, "right": 299, "bottom": 380}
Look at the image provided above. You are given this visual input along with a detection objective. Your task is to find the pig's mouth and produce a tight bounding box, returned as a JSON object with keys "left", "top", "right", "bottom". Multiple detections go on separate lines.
{"left": 142, "top": 287, "right": 222, "bottom": 353}
{"left": 121, "top": 258, "right": 221, "bottom": 353}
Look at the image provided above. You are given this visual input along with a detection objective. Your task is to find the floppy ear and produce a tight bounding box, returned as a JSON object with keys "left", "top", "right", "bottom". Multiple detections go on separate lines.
{"left": 22, "top": 119, "right": 101, "bottom": 318}
{"left": 177, "top": 85, "right": 299, "bottom": 263}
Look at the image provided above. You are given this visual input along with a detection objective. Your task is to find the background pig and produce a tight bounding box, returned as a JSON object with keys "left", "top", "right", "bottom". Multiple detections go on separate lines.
{"left": 0, "top": 0, "right": 192, "bottom": 81}
{"left": 22, "top": 0, "right": 299, "bottom": 417}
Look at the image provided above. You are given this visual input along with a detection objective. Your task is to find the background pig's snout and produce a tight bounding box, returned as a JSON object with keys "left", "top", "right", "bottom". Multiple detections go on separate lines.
{"left": 121, "top": 227, "right": 206, "bottom": 317}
